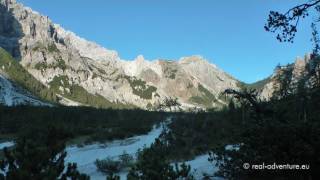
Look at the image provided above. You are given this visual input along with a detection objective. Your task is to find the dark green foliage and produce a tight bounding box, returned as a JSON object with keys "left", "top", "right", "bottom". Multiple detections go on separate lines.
{"left": 119, "top": 151, "right": 134, "bottom": 167}
{"left": 47, "top": 43, "right": 60, "bottom": 53}
{"left": 34, "top": 62, "right": 47, "bottom": 70}
{"left": 95, "top": 152, "right": 134, "bottom": 179}
{"left": 189, "top": 85, "right": 221, "bottom": 108}
{"left": 264, "top": 0, "right": 320, "bottom": 43}
{"left": 125, "top": 76, "right": 157, "bottom": 100}
{"left": 0, "top": 48, "right": 58, "bottom": 103}
{"left": 127, "top": 137, "right": 194, "bottom": 180}
{"left": 32, "top": 43, "right": 60, "bottom": 54}
{"left": 0, "top": 106, "right": 165, "bottom": 144}
{"left": 274, "top": 65, "right": 294, "bottom": 98}
{"left": 166, "top": 69, "right": 177, "bottom": 79}
{"left": 307, "top": 56, "right": 320, "bottom": 88}
{"left": 48, "top": 75, "right": 69, "bottom": 89}
{"left": 162, "top": 110, "right": 243, "bottom": 161}
{"left": 34, "top": 57, "right": 66, "bottom": 71}
{"left": 106, "top": 173, "right": 120, "bottom": 180}
{"left": 210, "top": 87, "right": 320, "bottom": 180}
{"left": 163, "top": 63, "right": 178, "bottom": 79}
{"left": 95, "top": 158, "right": 122, "bottom": 174}
{"left": 160, "top": 97, "right": 181, "bottom": 112}
{"left": 0, "top": 126, "right": 89, "bottom": 180}
{"left": 49, "top": 75, "right": 133, "bottom": 109}
{"left": 242, "top": 77, "right": 271, "bottom": 91}
{"left": 62, "top": 163, "right": 90, "bottom": 180}
{"left": 55, "top": 58, "right": 67, "bottom": 70}
{"left": 164, "top": 82, "right": 320, "bottom": 179}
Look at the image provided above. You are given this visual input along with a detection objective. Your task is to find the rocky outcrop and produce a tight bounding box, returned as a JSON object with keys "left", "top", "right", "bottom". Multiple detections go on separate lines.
{"left": 259, "top": 54, "right": 319, "bottom": 100}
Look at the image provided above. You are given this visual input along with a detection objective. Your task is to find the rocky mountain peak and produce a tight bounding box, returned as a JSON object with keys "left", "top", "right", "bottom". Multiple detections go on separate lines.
{"left": 292, "top": 56, "right": 308, "bottom": 78}
{"left": 54, "top": 24, "right": 120, "bottom": 62}
{"left": 135, "top": 55, "right": 145, "bottom": 63}
{"left": 179, "top": 55, "right": 218, "bottom": 69}
{"left": 180, "top": 55, "right": 205, "bottom": 63}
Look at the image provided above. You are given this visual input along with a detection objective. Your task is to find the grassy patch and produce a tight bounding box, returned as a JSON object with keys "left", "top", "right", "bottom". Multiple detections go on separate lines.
{"left": 34, "top": 62, "right": 47, "bottom": 70}
{"left": 49, "top": 75, "right": 134, "bottom": 109}
{"left": 163, "top": 66, "right": 178, "bottom": 79}
{"left": 47, "top": 43, "right": 60, "bottom": 53}
{"left": 241, "top": 77, "right": 271, "bottom": 90}
{"left": 34, "top": 57, "right": 66, "bottom": 71}
{"left": 189, "top": 84, "right": 221, "bottom": 107}
{"left": 32, "top": 43, "right": 60, "bottom": 53}
{"left": 125, "top": 76, "right": 157, "bottom": 99}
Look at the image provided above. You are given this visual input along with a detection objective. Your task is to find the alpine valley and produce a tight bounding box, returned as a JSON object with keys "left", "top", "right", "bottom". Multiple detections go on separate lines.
{"left": 1, "top": 1, "right": 320, "bottom": 180}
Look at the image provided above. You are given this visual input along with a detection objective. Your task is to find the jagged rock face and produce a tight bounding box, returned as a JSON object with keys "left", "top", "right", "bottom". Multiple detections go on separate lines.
{"left": 0, "top": 0, "right": 241, "bottom": 109}
{"left": 259, "top": 54, "right": 319, "bottom": 100}
{"left": 121, "top": 55, "right": 239, "bottom": 108}
{"left": 0, "top": 0, "right": 23, "bottom": 58}
{"left": 179, "top": 56, "right": 239, "bottom": 95}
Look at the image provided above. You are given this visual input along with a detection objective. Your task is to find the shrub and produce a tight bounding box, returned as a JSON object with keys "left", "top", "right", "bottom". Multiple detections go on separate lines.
{"left": 95, "top": 152, "right": 134, "bottom": 176}
{"left": 95, "top": 158, "right": 122, "bottom": 174}
{"left": 119, "top": 151, "right": 134, "bottom": 168}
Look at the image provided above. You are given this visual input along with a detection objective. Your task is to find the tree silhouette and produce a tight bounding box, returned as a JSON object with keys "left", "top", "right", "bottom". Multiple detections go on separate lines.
{"left": 0, "top": 126, "right": 89, "bottom": 180}
{"left": 265, "top": 0, "right": 320, "bottom": 44}
{"left": 154, "top": 97, "right": 182, "bottom": 112}
{"left": 127, "top": 137, "right": 194, "bottom": 180}
{"left": 265, "top": 0, "right": 320, "bottom": 88}
{"left": 163, "top": 97, "right": 182, "bottom": 112}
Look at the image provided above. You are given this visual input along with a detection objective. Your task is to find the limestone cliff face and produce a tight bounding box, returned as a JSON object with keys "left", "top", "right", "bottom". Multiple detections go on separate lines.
{"left": 0, "top": 0, "right": 240, "bottom": 109}
{"left": 259, "top": 54, "right": 319, "bottom": 100}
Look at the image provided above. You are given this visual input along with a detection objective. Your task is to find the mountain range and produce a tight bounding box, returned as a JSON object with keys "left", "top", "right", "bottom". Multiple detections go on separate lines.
{"left": 0, "top": 0, "right": 317, "bottom": 110}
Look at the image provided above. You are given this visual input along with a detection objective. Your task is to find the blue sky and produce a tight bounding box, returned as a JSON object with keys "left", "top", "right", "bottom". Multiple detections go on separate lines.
{"left": 18, "top": 0, "right": 314, "bottom": 83}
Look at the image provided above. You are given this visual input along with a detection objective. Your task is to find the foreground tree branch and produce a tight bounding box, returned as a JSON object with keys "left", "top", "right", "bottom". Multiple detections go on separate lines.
{"left": 265, "top": 0, "right": 320, "bottom": 43}
{"left": 223, "top": 88, "right": 262, "bottom": 116}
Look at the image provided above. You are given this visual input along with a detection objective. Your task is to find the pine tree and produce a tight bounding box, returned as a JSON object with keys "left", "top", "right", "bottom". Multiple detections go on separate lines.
{"left": 127, "top": 138, "right": 194, "bottom": 180}
{"left": 0, "top": 126, "right": 89, "bottom": 180}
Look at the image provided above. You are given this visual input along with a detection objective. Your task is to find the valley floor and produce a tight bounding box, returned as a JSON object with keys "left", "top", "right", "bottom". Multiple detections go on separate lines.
{"left": 65, "top": 125, "right": 164, "bottom": 179}
{"left": 0, "top": 118, "right": 218, "bottom": 180}
{"left": 65, "top": 121, "right": 218, "bottom": 180}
